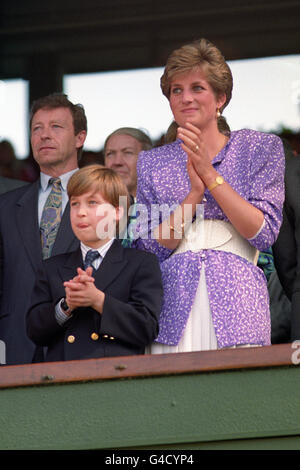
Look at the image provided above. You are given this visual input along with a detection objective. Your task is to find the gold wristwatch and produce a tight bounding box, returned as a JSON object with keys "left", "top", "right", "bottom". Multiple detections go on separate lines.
{"left": 207, "top": 175, "right": 224, "bottom": 192}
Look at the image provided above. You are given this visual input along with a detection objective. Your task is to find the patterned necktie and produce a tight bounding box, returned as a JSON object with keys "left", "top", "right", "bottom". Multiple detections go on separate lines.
{"left": 84, "top": 250, "right": 101, "bottom": 271}
{"left": 40, "top": 178, "right": 62, "bottom": 259}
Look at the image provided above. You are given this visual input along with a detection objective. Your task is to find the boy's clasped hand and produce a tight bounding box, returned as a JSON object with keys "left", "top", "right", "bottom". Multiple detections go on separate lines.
{"left": 63, "top": 267, "right": 105, "bottom": 314}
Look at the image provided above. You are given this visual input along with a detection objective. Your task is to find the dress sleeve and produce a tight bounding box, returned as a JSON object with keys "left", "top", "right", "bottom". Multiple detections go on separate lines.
{"left": 246, "top": 134, "right": 285, "bottom": 251}
{"left": 134, "top": 150, "right": 173, "bottom": 262}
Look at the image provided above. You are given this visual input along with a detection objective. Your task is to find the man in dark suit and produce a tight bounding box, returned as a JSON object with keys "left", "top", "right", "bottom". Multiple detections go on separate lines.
{"left": 26, "top": 165, "right": 162, "bottom": 362}
{"left": 273, "top": 155, "right": 300, "bottom": 340}
{"left": 0, "top": 93, "right": 87, "bottom": 365}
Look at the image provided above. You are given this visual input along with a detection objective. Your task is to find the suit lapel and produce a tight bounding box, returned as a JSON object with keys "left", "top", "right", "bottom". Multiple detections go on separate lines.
{"left": 15, "top": 183, "right": 78, "bottom": 270}
{"left": 58, "top": 240, "right": 128, "bottom": 290}
{"left": 52, "top": 202, "right": 79, "bottom": 256}
{"left": 15, "top": 180, "right": 42, "bottom": 270}
{"left": 58, "top": 248, "right": 83, "bottom": 282}
{"left": 93, "top": 240, "right": 128, "bottom": 291}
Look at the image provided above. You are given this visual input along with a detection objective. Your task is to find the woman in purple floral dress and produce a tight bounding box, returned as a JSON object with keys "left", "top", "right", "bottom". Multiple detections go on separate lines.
{"left": 135, "top": 38, "right": 285, "bottom": 353}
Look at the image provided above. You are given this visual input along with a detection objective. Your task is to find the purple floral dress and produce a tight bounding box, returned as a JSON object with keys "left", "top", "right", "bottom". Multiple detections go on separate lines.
{"left": 135, "top": 129, "right": 285, "bottom": 348}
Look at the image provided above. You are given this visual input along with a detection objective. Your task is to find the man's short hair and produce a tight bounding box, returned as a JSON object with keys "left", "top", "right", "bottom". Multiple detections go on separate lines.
{"left": 30, "top": 93, "right": 87, "bottom": 160}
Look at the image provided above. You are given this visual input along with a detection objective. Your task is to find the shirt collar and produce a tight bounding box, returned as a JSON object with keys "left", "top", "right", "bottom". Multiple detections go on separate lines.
{"left": 211, "top": 133, "right": 232, "bottom": 165}
{"left": 40, "top": 168, "right": 79, "bottom": 192}
{"left": 80, "top": 238, "right": 115, "bottom": 261}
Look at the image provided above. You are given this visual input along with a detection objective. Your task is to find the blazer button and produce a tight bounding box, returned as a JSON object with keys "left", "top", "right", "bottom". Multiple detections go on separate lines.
{"left": 67, "top": 335, "right": 75, "bottom": 343}
{"left": 91, "top": 332, "right": 99, "bottom": 341}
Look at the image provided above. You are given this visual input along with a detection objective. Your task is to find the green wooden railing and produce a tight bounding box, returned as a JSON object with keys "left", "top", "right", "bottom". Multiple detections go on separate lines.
{"left": 1, "top": 343, "right": 300, "bottom": 450}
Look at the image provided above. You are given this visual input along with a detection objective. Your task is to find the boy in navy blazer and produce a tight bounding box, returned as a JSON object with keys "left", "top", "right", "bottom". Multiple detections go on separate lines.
{"left": 26, "top": 164, "right": 163, "bottom": 362}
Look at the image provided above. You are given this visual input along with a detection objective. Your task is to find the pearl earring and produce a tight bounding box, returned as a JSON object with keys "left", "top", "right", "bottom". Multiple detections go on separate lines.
{"left": 216, "top": 108, "right": 221, "bottom": 118}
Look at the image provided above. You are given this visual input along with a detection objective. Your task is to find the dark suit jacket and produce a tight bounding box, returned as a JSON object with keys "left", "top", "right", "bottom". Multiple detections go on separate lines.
{"left": 0, "top": 175, "right": 28, "bottom": 195}
{"left": 0, "top": 179, "right": 79, "bottom": 365}
{"left": 273, "top": 155, "right": 300, "bottom": 339}
{"left": 26, "top": 240, "right": 163, "bottom": 362}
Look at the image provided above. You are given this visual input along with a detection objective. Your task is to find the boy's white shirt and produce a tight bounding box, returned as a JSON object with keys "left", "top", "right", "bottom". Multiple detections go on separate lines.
{"left": 80, "top": 238, "right": 115, "bottom": 270}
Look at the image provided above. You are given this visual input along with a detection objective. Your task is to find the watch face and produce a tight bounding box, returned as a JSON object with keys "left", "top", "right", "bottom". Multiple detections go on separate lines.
{"left": 216, "top": 176, "right": 224, "bottom": 184}
{"left": 61, "top": 300, "right": 69, "bottom": 311}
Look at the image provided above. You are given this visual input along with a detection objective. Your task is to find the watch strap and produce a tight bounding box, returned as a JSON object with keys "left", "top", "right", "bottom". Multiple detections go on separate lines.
{"left": 207, "top": 175, "right": 224, "bottom": 192}
{"left": 61, "top": 298, "right": 70, "bottom": 312}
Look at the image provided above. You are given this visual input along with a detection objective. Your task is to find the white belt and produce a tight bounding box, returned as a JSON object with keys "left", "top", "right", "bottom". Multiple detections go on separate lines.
{"left": 174, "top": 219, "right": 259, "bottom": 265}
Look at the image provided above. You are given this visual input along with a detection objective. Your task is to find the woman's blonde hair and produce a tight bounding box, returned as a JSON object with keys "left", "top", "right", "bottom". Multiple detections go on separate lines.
{"left": 160, "top": 38, "right": 233, "bottom": 113}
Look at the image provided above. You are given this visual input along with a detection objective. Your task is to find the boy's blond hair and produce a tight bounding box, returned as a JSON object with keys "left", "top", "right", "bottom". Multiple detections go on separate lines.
{"left": 67, "top": 164, "right": 130, "bottom": 233}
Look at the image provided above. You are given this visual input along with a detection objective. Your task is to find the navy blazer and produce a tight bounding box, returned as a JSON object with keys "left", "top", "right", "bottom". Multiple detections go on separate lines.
{"left": 0, "top": 180, "right": 79, "bottom": 365}
{"left": 26, "top": 239, "right": 163, "bottom": 362}
{"left": 273, "top": 156, "right": 300, "bottom": 339}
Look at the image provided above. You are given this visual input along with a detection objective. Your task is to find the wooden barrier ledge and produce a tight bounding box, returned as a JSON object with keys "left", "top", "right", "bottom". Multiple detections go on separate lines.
{"left": 0, "top": 342, "right": 298, "bottom": 389}
{"left": 1, "top": 342, "right": 300, "bottom": 450}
